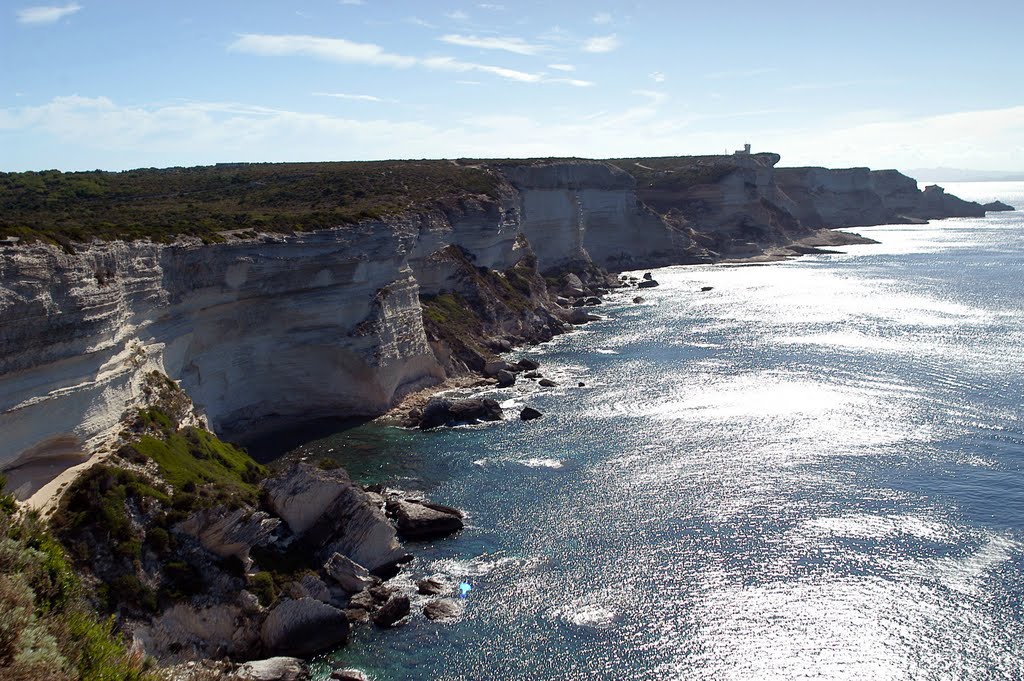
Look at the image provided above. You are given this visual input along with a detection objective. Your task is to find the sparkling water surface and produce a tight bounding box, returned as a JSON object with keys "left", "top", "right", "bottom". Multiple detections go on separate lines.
{"left": 291, "top": 182, "right": 1024, "bottom": 680}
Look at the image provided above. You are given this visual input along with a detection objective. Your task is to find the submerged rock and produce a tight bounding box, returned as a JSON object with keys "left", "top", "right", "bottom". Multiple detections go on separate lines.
{"left": 331, "top": 670, "right": 371, "bottom": 681}
{"left": 516, "top": 358, "right": 541, "bottom": 371}
{"left": 700, "top": 286, "right": 713, "bottom": 292}
{"left": 520, "top": 407, "right": 543, "bottom": 421}
{"left": 418, "top": 397, "right": 503, "bottom": 429}
{"left": 538, "top": 378, "right": 556, "bottom": 387}
{"left": 386, "top": 499, "right": 464, "bottom": 540}
{"left": 632, "top": 296, "right": 644, "bottom": 304}
{"left": 261, "top": 598, "right": 349, "bottom": 657}
{"left": 636, "top": 279, "right": 659, "bottom": 289}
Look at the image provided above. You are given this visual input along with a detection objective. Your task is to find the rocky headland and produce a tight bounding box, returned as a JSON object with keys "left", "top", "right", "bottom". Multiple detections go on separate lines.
{"left": 0, "top": 152, "right": 1011, "bottom": 677}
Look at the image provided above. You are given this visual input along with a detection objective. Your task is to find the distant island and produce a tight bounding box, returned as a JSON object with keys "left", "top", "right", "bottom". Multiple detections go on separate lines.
{"left": 905, "top": 167, "right": 1024, "bottom": 182}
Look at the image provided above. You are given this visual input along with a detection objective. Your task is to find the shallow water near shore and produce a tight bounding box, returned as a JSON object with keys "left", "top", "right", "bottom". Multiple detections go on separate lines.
{"left": 289, "top": 182, "right": 1024, "bottom": 680}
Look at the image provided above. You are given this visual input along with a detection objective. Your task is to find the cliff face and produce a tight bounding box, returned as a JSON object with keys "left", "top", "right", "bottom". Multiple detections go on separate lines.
{"left": 0, "top": 155, "right": 998, "bottom": 492}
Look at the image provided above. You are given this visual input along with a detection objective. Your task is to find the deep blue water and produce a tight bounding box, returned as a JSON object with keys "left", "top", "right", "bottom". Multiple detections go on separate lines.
{"left": 296, "top": 182, "right": 1024, "bottom": 680}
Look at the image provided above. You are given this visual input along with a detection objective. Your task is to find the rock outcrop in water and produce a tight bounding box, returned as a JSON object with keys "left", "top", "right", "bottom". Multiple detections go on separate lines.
{"left": 0, "top": 153, "right": 1003, "bottom": 498}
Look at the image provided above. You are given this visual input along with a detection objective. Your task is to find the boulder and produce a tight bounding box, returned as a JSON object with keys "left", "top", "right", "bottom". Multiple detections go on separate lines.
{"left": 418, "top": 397, "right": 503, "bottom": 430}
{"left": 323, "top": 553, "right": 376, "bottom": 593}
{"left": 700, "top": 286, "right": 713, "bottom": 292}
{"left": 178, "top": 507, "right": 281, "bottom": 571}
{"left": 636, "top": 279, "right": 659, "bottom": 289}
{"left": 416, "top": 577, "right": 447, "bottom": 595}
{"left": 386, "top": 499, "right": 464, "bottom": 540}
{"left": 520, "top": 407, "right": 543, "bottom": 421}
{"left": 633, "top": 296, "right": 644, "bottom": 304}
{"left": 423, "top": 599, "right": 463, "bottom": 621}
{"left": 523, "top": 371, "right": 541, "bottom": 379}
{"left": 561, "top": 273, "right": 586, "bottom": 297}
{"left": 584, "top": 297, "right": 602, "bottom": 306}
{"left": 235, "top": 657, "right": 309, "bottom": 681}
{"left": 567, "top": 308, "right": 600, "bottom": 324}
{"left": 495, "top": 370, "right": 516, "bottom": 387}
{"left": 516, "top": 358, "right": 540, "bottom": 371}
{"left": 264, "top": 463, "right": 408, "bottom": 573}
{"left": 372, "top": 595, "right": 411, "bottom": 628}
{"left": 538, "top": 378, "right": 556, "bottom": 388}
{"left": 299, "top": 574, "right": 332, "bottom": 604}
{"left": 347, "top": 589, "right": 376, "bottom": 611}
{"left": 642, "top": 272, "right": 653, "bottom": 280}
{"left": 483, "top": 359, "right": 510, "bottom": 376}
{"left": 331, "top": 670, "right": 370, "bottom": 681}
{"left": 260, "top": 598, "right": 349, "bottom": 657}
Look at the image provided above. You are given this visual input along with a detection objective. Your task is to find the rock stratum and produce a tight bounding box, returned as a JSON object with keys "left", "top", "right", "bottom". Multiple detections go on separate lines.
{"left": 0, "top": 153, "right": 1006, "bottom": 497}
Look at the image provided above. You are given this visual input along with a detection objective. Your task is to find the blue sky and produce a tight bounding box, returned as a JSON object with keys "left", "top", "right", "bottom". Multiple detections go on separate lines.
{"left": 2, "top": 0, "right": 1022, "bottom": 172}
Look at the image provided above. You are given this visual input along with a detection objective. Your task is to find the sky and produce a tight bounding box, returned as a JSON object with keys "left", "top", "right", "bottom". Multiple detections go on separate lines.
{"left": 1, "top": 0, "right": 1022, "bottom": 173}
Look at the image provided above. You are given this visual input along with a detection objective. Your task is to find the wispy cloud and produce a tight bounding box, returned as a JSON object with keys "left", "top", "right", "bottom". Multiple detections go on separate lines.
{"left": 548, "top": 63, "right": 575, "bottom": 72}
{"left": 592, "top": 12, "right": 612, "bottom": 24}
{"left": 704, "top": 67, "right": 776, "bottom": 79}
{"left": 339, "top": 0, "right": 364, "bottom": 5}
{"left": 782, "top": 79, "right": 880, "bottom": 92}
{"left": 16, "top": 2, "right": 81, "bottom": 25}
{"left": 583, "top": 34, "right": 620, "bottom": 53}
{"left": 446, "top": 10, "right": 468, "bottom": 21}
{"left": 313, "top": 92, "right": 395, "bottom": 103}
{"left": 633, "top": 89, "right": 667, "bottom": 104}
{"left": 406, "top": 16, "right": 437, "bottom": 29}
{"left": 230, "top": 32, "right": 590, "bottom": 86}
{"left": 477, "top": 3, "right": 505, "bottom": 9}
{"left": 649, "top": 71, "right": 665, "bottom": 83}
{"left": 422, "top": 56, "right": 542, "bottom": 82}
{"left": 546, "top": 78, "right": 594, "bottom": 88}
{"left": 230, "top": 34, "right": 416, "bottom": 68}
{"left": 439, "top": 33, "right": 545, "bottom": 56}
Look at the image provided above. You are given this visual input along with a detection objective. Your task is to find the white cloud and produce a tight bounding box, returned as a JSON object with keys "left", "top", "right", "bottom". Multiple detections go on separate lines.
{"left": 421, "top": 56, "right": 543, "bottom": 83}
{"left": 583, "top": 34, "right": 620, "bottom": 53}
{"left": 633, "top": 89, "right": 667, "bottom": 104}
{"left": 439, "top": 33, "right": 545, "bottom": 56}
{"left": 407, "top": 16, "right": 437, "bottom": 29}
{"left": 312, "top": 92, "right": 393, "bottom": 103}
{"left": 339, "top": 0, "right": 364, "bottom": 4}
{"left": 230, "top": 32, "right": 566, "bottom": 85}
{"left": 548, "top": 63, "right": 576, "bottom": 72}
{"left": 592, "top": 12, "right": 612, "bottom": 24}
{"left": 650, "top": 71, "right": 665, "bottom": 83}
{"left": 446, "top": 10, "right": 468, "bottom": 20}
{"left": 456, "top": 80, "right": 482, "bottom": 86}
{"left": 546, "top": 78, "right": 594, "bottom": 88}
{"left": 230, "top": 34, "right": 417, "bottom": 68}
{"left": 477, "top": 3, "right": 505, "bottom": 9}
{"left": 16, "top": 2, "right": 81, "bottom": 25}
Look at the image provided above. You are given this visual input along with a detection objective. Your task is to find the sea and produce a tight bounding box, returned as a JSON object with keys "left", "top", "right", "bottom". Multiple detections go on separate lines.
{"left": 290, "top": 182, "right": 1024, "bottom": 680}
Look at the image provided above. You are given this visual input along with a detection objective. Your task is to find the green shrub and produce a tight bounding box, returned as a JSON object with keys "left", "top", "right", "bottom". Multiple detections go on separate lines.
{"left": 249, "top": 572, "right": 275, "bottom": 607}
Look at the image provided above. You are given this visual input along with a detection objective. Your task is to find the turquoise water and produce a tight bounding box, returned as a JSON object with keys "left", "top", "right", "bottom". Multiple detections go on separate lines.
{"left": 298, "top": 182, "right": 1024, "bottom": 680}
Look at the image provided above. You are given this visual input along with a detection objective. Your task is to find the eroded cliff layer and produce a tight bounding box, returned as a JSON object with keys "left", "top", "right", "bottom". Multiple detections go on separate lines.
{"left": 0, "top": 154, "right": 1000, "bottom": 494}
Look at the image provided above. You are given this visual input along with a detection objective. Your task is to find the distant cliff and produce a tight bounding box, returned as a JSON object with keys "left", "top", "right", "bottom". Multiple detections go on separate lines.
{"left": 0, "top": 154, "right": 1004, "bottom": 496}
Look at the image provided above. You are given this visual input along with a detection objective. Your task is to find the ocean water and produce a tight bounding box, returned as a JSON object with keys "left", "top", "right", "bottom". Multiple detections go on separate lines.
{"left": 294, "top": 182, "right": 1024, "bottom": 680}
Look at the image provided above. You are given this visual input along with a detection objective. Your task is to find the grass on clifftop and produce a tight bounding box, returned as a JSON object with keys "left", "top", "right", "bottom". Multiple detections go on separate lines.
{"left": 0, "top": 160, "right": 500, "bottom": 247}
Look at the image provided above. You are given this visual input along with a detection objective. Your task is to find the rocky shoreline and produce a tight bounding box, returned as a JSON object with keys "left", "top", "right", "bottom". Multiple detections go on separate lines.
{"left": 0, "top": 153, "right": 1015, "bottom": 679}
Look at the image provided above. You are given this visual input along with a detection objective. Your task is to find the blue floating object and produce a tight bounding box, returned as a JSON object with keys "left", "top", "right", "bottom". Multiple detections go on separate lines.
{"left": 459, "top": 582, "right": 472, "bottom": 598}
